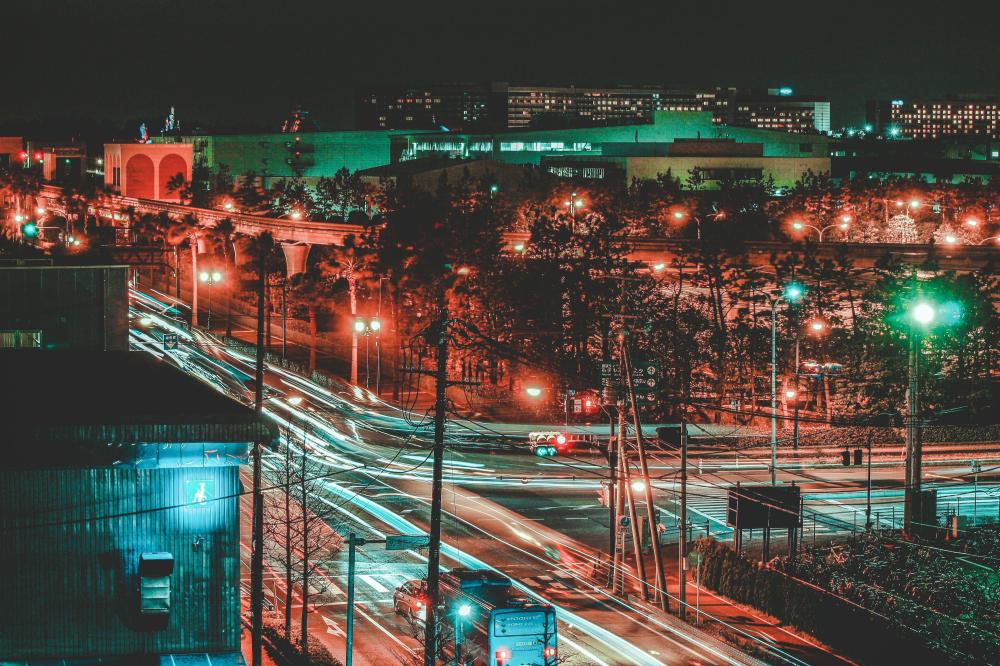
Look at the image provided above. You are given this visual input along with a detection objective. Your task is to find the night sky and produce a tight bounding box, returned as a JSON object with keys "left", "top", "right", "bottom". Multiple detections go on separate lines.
{"left": 6, "top": 0, "right": 1000, "bottom": 135}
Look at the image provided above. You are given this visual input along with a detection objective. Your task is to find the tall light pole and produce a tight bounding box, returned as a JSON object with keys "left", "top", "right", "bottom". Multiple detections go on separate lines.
{"left": 198, "top": 269, "right": 223, "bottom": 331}
{"left": 353, "top": 317, "right": 381, "bottom": 389}
{"left": 792, "top": 319, "right": 827, "bottom": 449}
{"left": 904, "top": 300, "right": 935, "bottom": 534}
{"left": 564, "top": 192, "right": 584, "bottom": 232}
{"left": 770, "top": 282, "right": 803, "bottom": 484}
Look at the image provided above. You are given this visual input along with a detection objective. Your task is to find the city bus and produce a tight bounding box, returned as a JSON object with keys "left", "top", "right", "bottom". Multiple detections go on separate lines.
{"left": 440, "top": 568, "right": 558, "bottom": 666}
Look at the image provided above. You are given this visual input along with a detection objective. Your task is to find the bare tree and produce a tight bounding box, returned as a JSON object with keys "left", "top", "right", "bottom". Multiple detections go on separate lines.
{"left": 262, "top": 415, "right": 343, "bottom": 651}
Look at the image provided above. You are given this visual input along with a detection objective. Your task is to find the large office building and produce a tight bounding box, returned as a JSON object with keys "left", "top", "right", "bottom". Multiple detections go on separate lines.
{"left": 357, "top": 82, "right": 831, "bottom": 134}
{"left": 156, "top": 110, "right": 831, "bottom": 190}
{"left": 867, "top": 95, "right": 1000, "bottom": 140}
{"left": 357, "top": 83, "right": 492, "bottom": 130}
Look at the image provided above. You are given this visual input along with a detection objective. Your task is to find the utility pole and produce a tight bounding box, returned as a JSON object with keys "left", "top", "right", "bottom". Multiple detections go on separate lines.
{"left": 622, "top": 345, "right": 668, "bottom": 612}
{"left": 612, "top": 404, "right": 627, "bottom": 596}
{"left": 250, "top": 238, "right": 267, "bottom": 666}
{"left": 617, "top": 395, "right": 649, "bottom": 602}
{"left": 678, "top": 420, "right": 688, "bottom": 620}
{"left": 606, "top": 411, "right": 618, "bottom": 588}
{"left": 423, "top": 301, "right": 449, "bottom": 666}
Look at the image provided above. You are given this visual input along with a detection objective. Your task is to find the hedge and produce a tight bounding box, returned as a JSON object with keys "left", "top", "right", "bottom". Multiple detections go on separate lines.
{"left": 693, "top": 537, "right": 997, "bottom": 665}
{"left": 261, "top": 620, "right": 343, "bottom": 666}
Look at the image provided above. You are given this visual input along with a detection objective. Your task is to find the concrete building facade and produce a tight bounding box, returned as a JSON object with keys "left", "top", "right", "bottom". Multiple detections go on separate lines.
{"left": 104, "top": 143, "right": 193, "bottom": 201}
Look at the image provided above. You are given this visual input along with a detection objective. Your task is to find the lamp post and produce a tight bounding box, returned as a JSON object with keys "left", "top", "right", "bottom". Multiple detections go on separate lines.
{"left": 790, "top": 215, "right": 850, "bottom": 242}
{"left": 564, "top": 192, "right": 584, "bottom": 232}
{"left": 198, "top": 269, "right": 223, "bottom": 331}
{"left": 672, "top": 208, "right": 726, "bottom": 240}
{"left": 455, "top": 602, "right": 471, "bottom": 664}
{"left": 770, "top": 282, "right": 804, "bottom": 484}
{"left": 792, "top": 319, "right": 827, "bottom": 449}
{"left": 353, "top": 317, "right": 381, "bottom": 389}
{"left": 977, "top": 236, "right": 1000, "bottom": 245}
{"left": 904, "top": 300, "right": 935, "bottom": 535}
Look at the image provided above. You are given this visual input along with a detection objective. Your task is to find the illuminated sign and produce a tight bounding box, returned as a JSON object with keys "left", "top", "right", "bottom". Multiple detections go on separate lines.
{"left": 185, "top": 479, "right": 215, "bottom": 507}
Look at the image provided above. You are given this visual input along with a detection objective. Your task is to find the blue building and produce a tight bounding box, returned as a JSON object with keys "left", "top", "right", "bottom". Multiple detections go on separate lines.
{"left": 0, "top": 351, "right": 276, "bottom": 665}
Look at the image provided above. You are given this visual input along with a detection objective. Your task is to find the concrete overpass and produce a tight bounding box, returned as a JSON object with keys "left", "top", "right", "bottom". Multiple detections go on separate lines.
{"left": 38, "top": 185, "right": 999, "bottom": 276}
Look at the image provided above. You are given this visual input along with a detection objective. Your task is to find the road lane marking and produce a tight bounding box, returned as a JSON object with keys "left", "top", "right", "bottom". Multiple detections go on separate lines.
{"left": 360, "top": 574, "right": 390, "bottom": 593}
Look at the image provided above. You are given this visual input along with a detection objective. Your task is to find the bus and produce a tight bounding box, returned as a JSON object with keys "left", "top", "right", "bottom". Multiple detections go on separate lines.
{"left": 440, "top": 568, "right": 557, "bottom": 666}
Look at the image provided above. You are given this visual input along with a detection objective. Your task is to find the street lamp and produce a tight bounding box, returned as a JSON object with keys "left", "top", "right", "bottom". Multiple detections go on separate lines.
{"left": 791, "top": 318, "right": 827, "bottom": 450}
{"left": 564, "top": 192, "right": 585, "bottom": 231}
{"left": 455, "top": 602, "right": 472, "bottom": 663}
{"left": 903, "top": 299, "right": 935, "bottom": 535}
{"left": 290, "top": 210, "right": 302, "bottom": 220}
{"left": 672, "top": 208, "right": 722, "bottom": 240}
{"left": 769, "top": 281, "right": 804, "bottom": 483}
{"left": 525, "top": 386, "right": 543, "bottom": 398}
{"left": 790, "top": 218, "right": 850, "bottom": 242}
{"left": 199, "top": 269, "right": 223, "bottom": 331}
{"left": 354, "top": 317, "right": 381, "bottom": 390}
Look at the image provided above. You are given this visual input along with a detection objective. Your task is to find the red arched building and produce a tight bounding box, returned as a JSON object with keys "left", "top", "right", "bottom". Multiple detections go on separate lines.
{"left": 103, "top": 143, "right": 193, "bottom": 201}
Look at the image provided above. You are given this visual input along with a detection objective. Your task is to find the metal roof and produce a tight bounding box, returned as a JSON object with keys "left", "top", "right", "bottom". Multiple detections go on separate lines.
{"left": 0, "top": 351, "right": 275, "bottom": 449}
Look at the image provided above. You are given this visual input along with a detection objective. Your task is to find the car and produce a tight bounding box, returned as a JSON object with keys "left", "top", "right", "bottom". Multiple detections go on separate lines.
{"left": 393, "top": 579, "right": 427, "bottom": 624}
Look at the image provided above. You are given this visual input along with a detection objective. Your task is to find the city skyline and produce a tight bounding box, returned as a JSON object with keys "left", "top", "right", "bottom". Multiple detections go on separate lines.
{"left": 6, "top": 1, "right": 1000, "bottom": 131}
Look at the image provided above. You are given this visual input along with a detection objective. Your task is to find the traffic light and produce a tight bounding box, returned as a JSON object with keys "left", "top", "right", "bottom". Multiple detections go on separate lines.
{"left": 597, "top": 484, "right": 610, "bottom": 507}
{"left": 21, "top": 222, "right": 38, "bottom": 238}
{"left": 841, "top": 449, "right": 851, "bottom": 466}
{"left": 853, "top": 448, "right": 863, "bottom": 465}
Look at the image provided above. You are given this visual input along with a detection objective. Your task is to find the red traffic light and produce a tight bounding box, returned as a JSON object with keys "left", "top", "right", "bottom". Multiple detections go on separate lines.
{"left": 19, "top": 151, "right": 28, "bottom": 160}
{"left": 33, "top": 152, "right": 42, "bottom": 161}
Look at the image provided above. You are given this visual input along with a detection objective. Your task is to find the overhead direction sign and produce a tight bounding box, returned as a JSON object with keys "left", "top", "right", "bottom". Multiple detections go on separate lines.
{"left": 163, "top": 334, "right": 179, "bottom": 350}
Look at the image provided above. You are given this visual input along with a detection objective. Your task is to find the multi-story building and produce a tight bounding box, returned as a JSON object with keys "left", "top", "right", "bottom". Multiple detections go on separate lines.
{"left": 867, "top": 95, "right": 1000, "bottom": 140}
{"left": 356, "top": 83, "right": 492, "bottom": 131}
{"left": 727, "top": 88, "right": 831, "bottom": 134}
{"left": 357, "top": 83, "right": 831, "bottom": 134}
{"left": 499, "top": 83, "right": 663, "bottom": 129}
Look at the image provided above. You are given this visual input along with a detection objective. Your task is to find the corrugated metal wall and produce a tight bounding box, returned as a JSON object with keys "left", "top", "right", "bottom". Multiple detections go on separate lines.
{"left": 0, "top": 466, "right": 241, "bottom": 660}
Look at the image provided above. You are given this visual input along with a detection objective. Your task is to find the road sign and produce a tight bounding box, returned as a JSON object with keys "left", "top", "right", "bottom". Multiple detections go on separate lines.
{"left": 619, "top": 515, "right": 630, "bottom": 528}
{"left": 163, "top": 334, "right": 178, "bottom": 350}
{"left": 687, "top": 551, "right": 703, "bottom": 567}
{"left": 385, "top": 534, "right": 430, "bottom": 551}
{"left": 601, "top": 360, "right": 660, "bottom": 390}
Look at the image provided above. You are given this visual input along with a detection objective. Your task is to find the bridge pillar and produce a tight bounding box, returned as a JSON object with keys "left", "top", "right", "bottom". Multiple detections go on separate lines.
{"left": 282, "top": 242, "right": 312, "bottom": 278}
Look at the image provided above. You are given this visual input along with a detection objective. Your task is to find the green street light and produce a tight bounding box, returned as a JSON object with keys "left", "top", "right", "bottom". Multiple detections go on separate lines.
{"left": 21, "top": 222, "right": 38, "bottom": 237}
{"left": 910, "top": 302, "right": 935, "bottom": 326}
{"left": 457, "top": 603, "right": 471, "bottom": 617}
{"left": 784, "top": 282, "right": 804, "bottom": 301}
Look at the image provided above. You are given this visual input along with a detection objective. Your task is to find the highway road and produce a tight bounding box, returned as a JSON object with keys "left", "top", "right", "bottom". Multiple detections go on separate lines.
{"left": 129, "top": 286, "right": 999, "bottom": 666}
